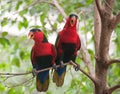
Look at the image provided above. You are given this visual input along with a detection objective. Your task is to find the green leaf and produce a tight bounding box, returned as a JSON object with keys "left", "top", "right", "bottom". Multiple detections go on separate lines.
{"left": 30, "top": 25, "right": 41, "bottom": 28}
{"left": 19, "top": 51, "right": 24, "bottom": 59}
{"left": 76, "top": 57, "right": 82, "bottom": 64}
{"left": 57, "top": 14, "right": 63, "bottom": 22}
{"left": 29, "top": 4, "right": 42, "bottom": 15}
{"left": 0, "top": 38, "right": 10, "bottom": 47}
{"left": 114, "top": 24, "right": 120, "bottom": 56}
{"left": 18, "top": 17, "right": 28, "bottom": 29}
{"left": 86, "top": 0, "right": 93, "bottom": 6}
{"left": 19, "top": 9, "right": 28, "bottom": 16}
{"left": 40, "top": 13, "right": 46, "bottom": 24}
{"left": 0, "top": 63, "right": 7, "bottom": 70}
{"left": 1, "top": 18, "right": 8, "bottom": 27}
{"left": 23, "top": 17, "right": 28, "bottom": 28}
{"left": 11, "top": 58, "right": 20, "bottom": 67}
{"left": 42, "top": 29, "right": 48, "bottom": 38}
{"left": 0, "top": 85, "right": 5, "bottom": 92}
{"left": 75, "top": 3, "right": 85, "bottom": 8}
{"left": 53, "top": 22, "right": 57, "bottom": 29}
{"left": 11, "top": 19, "right": 17, "bottom": 25}
{"left": 29, "top": 7, "right": 37, "bottom": 16}
{"left": 2, "top": 32, "right": 8, "bottom": 37}
{"left": 46, "top": 91, "right": 52, "bottom": 94}
{"left": 7, "top": 88, "right": 15, "bottom": 94}
{"left": 88, "top": 49, "right": 94, "bottom": 60}
{"left": 15, "top": 1, "right": 22, "bottom": 10}
{"left": 0, "top": 62, "right": 10, "bottom": 71}
{"left": 25, "top": 0, "right": 33, "bottom": 5}
{"left": 18, "top": 21, "right": 23, "bottom": 30}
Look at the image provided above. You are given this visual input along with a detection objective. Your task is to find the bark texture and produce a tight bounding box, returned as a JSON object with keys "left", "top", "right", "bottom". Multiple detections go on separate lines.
{"left": 94, "top": 0, "right": 120, "bottom": 94}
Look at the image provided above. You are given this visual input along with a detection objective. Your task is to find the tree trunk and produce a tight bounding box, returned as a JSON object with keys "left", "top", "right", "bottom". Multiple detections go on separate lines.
{"left": 94, "top": 0, "right": 114, "bottom": 94}
{"left": 94, "top": 18, "right": 113, "bottom": 94}
{"left": 95, "top": 61, "right": 108, "bottom": 94}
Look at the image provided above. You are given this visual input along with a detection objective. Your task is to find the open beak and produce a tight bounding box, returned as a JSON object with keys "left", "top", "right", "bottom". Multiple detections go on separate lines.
{"left": 28, "top": 32, "right": 34, "bottom": 39}
{"left": 70, "top": 16, "right": 76, "bottom": 26}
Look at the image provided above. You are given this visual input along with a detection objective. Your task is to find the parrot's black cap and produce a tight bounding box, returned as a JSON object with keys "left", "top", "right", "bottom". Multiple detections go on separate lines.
{"left": 30, "top": 28, "right": 41, "bottom": 32}
{"left": 69, "top": 13, "right": 78, "bottom": 19}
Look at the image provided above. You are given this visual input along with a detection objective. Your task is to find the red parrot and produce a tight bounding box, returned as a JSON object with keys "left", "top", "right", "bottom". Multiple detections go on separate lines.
{"left": 53, "top": 13, "right": 81, "bottom": 87}
{"left": 28, "top": 28, "right": 56, "bottom": 92}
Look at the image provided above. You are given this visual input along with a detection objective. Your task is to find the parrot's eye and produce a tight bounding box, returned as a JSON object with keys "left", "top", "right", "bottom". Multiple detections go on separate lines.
{"left": 28, "top": 32, "right": 34, "bottom": 39}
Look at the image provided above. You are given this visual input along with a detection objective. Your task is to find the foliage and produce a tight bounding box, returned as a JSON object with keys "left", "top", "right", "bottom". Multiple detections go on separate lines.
{"left": 114, "top": 24, "right": 120, "bottom": 57}
{"left": 0, "top": 0, "right": 120, "bottom": 94}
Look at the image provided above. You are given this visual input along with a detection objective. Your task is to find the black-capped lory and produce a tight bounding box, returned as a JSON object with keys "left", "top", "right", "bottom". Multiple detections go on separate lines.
{"left": 53, "top": 14, "right": 81, "bottom": 87}
{"left": 28, "top": 28, "right": 56, "bottom": 92}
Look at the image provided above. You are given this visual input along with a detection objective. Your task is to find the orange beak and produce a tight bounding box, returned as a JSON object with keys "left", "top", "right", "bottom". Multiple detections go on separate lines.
{"left": 70, "top": 16, "right": 76, "bottom": 26}
{"left": 28, "top": 32, "right": 34, "bottom": 39}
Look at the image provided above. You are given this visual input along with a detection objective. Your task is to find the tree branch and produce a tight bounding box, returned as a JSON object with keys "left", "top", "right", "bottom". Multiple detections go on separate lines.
{"left": 70, "top": 61, "right": 97, "bottom": 84}
{"left": 0, "top": 61, "right": 97, "bottom": 86}
{"left": 104, "top": 0, "right": 112, "bottom": 11}
{"left": 0, "top": 71, "right": 34, "bottom": 88}
{"left": 108, "top": 59, "right": 120, "bottom": 65}
{"left": 94, "top": 0, "right": 103, "bottom": 17}
{"left": 104, "top": 0, "right": 114, "bottom": 15}
{"left": 52, "top": 0, "right": 67, "bottom": 19}
{"left": 0, "top": 71, "right": 32, "bottom": 76}
{"left": 33, "top": 61, "right": 96, "bottom": 84}
{"left": 94, "top": 1, "right": 101, "bottom": 57}
{"left": 80, "top": 39, "right": 95, "bottom": 78}
{"left": 4, "top": 76, "right": 34, "bottom": 88}
{"left": 47, "top": 17, "right": 56, "bottom": 31}
{"left": 102, "top": 0, "right": 115, "bottom": 22}
{"left": 109, "top": 84, "right": 120, "bottom": 93}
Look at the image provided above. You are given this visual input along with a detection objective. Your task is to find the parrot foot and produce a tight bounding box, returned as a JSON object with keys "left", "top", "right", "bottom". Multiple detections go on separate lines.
{"left": 52, "top": 63, "right": 57, "bottom": 70}
{"left": 74, "top": 63, "right": 80, "bottom": 71}
{"left": 60, "top": 61, "right": 64, "bottom": 68}
{"left": 32, "top": 68, "right": 37, "bottom": 77}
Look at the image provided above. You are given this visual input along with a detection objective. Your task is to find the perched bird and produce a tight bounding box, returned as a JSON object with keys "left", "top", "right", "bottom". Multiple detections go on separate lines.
{"left": 28, "top": 28, "right": 56, "bottom": 92}
{"left": 53, "top": 13, "right": 81, "bottom": 87}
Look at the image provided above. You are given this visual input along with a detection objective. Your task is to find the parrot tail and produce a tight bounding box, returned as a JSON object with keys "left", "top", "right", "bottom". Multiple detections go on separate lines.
{"left": 53, "top": 70, "right": 66, "bottom": 87}
{"left": 36, "top": 75, "right": 49, "bottom": 92}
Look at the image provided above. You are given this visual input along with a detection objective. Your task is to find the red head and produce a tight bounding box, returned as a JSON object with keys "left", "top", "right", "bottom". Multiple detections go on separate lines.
{"left": 64, "top": 13, "right": 78, "bottom": 29}
{"left": 28, "top": 28, "right": 44, "bottom": 42}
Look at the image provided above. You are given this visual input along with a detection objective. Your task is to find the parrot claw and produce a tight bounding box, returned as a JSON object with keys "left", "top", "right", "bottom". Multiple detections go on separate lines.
{"left": 74, "top": 64, "right": 80, "bottom": 71}
{"left": 32, "top": 68, "right": 37, "bottom": 77}
{"left": 60, "top": 61, "right": 64, "bottom": 68}
{"left": 52, "top": 64, "right": 57, "bottom": 70}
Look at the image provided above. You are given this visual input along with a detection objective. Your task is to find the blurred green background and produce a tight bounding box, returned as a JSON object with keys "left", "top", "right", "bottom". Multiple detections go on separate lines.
{"left": 0, "top": 0, "right": 120, "bottom": 94}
